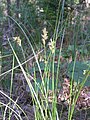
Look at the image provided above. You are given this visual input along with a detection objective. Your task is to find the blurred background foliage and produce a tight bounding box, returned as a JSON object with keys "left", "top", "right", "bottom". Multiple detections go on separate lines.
{"left": 0, "top": 0, "right": 90, "bottom": 88}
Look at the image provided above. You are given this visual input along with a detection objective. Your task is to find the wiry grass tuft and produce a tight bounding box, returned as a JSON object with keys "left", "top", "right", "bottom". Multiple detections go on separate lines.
{"left": 0, "top": 0, "right": 90, "bottom": 120}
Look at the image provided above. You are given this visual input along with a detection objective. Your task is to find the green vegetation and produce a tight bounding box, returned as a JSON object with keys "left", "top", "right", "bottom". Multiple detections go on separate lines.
{"left": 0, "top": 0, "right": 90, "bottom": 120}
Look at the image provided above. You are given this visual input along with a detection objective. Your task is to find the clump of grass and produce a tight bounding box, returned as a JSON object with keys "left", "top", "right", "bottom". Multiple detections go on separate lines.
{"left": 0, "top": 1, "right": 90, "bottom": 120}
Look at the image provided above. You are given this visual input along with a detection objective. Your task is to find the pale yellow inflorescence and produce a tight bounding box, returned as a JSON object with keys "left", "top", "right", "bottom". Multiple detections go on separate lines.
{"left": 41, "top": 27, "right": 48, "bottom": 46}
{"left": 13, "top": 36, "right": 21, "bottom": 46}
{"left": 48, "top": 39, "right": 55, "bottom": 54}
